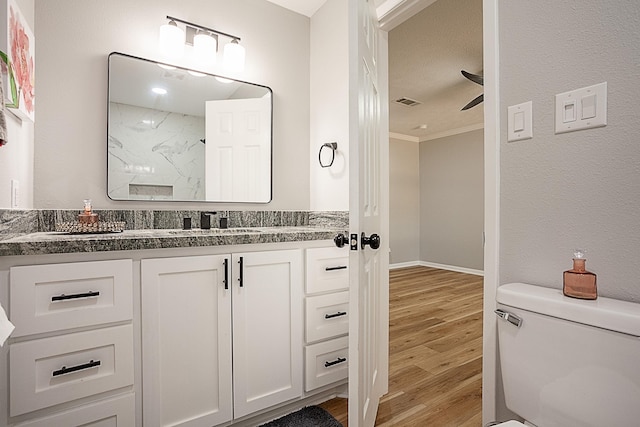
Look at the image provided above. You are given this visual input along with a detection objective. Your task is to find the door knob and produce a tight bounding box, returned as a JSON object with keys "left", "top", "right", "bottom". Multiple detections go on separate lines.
{"left": 334, "top": 233, "right": 348, "bottom": 248}
{"left": 361, "top": 232, "right": 380, "bottom": 250}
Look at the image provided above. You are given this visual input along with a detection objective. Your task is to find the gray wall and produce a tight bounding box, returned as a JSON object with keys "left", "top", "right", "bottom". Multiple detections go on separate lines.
{"left": 499, "top": 0, "right": 640, "bottom": 303}
{"left": 33, "top": 0, "right": 310, "bottom": 210}
{"left": 389, "top": 138, "right": 420, "bottom": 264}
{"left": 420, "top": 129, "right": 484, "bottom": 270}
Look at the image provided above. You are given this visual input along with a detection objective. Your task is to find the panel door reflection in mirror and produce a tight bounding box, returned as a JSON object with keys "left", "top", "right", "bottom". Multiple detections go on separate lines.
{"left": 107, "top": 52, "right": 272, "bottom": 203}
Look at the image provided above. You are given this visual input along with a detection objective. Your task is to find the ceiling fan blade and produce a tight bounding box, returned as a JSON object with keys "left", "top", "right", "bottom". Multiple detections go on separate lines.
{"left": 461, "top": 70, "right": 484, "bottom": 86}
{"left": 461, "top": 93, "right": 484, "bottom": 111}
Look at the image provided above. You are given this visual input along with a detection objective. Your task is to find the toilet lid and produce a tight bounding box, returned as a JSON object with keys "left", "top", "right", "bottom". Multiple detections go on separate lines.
{"left": 493, "top": 422, "right": 526, "bottom": 427}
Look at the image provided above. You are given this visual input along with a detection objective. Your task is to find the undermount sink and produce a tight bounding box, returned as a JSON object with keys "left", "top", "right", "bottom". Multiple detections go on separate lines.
{"left": 168, "top": 228, "right": 262, "bottom": 235}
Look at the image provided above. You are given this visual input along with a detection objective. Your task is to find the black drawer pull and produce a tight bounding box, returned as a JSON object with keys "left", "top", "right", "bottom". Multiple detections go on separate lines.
{"left": 324, "top": 357, "right": 347, "bottom": 368}
{"left": 52, "top": 359, "right": 101, "bottom": 377}
{"left": 325, "top": 265, "right": 347, "bottom": 271}
{"left": 51, "top": 291, "right": 100, "bottom": 302}
{"left": 325, "top": 311, "right": 347, "bottom": 319}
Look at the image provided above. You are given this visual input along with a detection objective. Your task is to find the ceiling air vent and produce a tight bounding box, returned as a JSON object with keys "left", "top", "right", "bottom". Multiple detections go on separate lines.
{"left": 162, "top": 70, "right": 186, "bottom": 80}
{"left": 394, "top": 97, "right": 422, "bottom": 107}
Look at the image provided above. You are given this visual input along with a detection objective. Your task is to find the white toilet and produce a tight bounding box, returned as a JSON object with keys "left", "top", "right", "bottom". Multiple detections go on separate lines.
{"left": 492, "top": 282, "right": 640, "bottom": 427}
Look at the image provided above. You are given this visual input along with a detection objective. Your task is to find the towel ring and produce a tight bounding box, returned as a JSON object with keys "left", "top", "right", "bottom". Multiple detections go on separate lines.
{"left": 319, "top": 142, "right": 338, "bottom": 168}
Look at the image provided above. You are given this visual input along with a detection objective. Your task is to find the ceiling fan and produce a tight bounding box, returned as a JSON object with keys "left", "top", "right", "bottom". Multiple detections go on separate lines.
{"left": 460, "top": 70, "right": 483, "bottom": 110}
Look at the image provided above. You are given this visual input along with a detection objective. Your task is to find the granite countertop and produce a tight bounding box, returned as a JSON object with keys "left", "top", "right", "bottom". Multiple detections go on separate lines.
{"left": 0, "top": 226, "right": 344, "bottom": 256}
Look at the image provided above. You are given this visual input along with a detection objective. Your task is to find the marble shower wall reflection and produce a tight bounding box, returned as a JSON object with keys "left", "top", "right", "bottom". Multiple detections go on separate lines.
{"left": 108, "top": 103, "right": 206, "bottom": 200}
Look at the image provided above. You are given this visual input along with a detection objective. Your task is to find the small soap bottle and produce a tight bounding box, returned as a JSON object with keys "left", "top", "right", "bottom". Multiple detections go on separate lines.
{"left": 78, "top": 199, "right": 99, "bottom": 224}
{"left": 563, "top": 249, "right": 597, "bottom": 300}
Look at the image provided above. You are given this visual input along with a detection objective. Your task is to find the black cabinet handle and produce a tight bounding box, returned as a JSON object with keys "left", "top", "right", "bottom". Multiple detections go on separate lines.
{"left": 223, "top": 258, "right": 229, "bottom": 290}
{"left": 324, "top": 357, "right": 347, "bottom": 368}
{"left": 325, "top": 266, "right": 347, "bottom": 271}
{"left": 238, "top": 257, "right": 244, "bottom": 287}
{"left": 51, "top": 291, "right": 100, "bottom": 302}
{"left": 325, "top": 311, "right": 347, "bottom": 319}
{"left": 52, "top": 359, "right": 101, "bottom": 377}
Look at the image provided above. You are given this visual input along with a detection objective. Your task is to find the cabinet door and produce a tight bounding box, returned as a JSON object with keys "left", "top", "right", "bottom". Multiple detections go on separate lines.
{"left": 142, "top": 255, "right": 232, "bottom": 427}
{"left": 232, "top": 250, "right": 303, "bottom": 418}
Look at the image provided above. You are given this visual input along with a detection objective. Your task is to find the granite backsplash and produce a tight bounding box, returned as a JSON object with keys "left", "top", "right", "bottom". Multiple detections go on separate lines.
{"left": 0, "top": 209, "right": 349, "bottom": 236}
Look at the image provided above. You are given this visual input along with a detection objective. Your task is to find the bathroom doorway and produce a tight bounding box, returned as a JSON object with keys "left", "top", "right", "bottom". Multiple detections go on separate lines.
{"left": 386, "top": 0, "right": 486, "bottom": 423}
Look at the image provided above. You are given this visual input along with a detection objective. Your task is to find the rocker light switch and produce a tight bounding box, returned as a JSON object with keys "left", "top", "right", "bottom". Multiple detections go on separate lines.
{"left": 514, "top": 111, "right": 525, "bottom": 132}
{"left": 582, "top": 94, "right": 597, "bottom": 119}
{"left": 507, "top": 101, "right": 533, "bottom": 142}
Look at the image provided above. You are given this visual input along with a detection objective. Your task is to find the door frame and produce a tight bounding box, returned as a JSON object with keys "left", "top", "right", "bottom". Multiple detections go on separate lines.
{"left": 375, "top": 0, "right": 501, "bottom": 424}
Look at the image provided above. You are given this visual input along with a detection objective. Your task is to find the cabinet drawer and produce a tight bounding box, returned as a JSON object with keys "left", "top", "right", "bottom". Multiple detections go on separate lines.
{"left": 306, "top": 247, "right": 349, "bottom": 294}
{"left": 14, "top": 393, "right": 135, "bottom": 427}
{"left": 10, "top": 259, "right": 133, "bottom": 337}
{"left": 305, "top": 291, "right": 349, "bottom": 343}
{"left": 304, "top": 336, "right": 349, "bottom": 392}
{"left": 10, "top": 324, "right": 134, "bottom": 416}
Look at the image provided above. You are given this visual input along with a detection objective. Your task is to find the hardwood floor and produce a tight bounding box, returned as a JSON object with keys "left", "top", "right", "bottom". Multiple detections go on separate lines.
{"left": 319, "top": 266, "right": 484, "bottom": 426}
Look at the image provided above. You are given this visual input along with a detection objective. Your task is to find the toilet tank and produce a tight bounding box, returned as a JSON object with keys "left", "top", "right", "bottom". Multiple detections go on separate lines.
{"left": 496, "top": 283, "right": 640, "bottom": 427}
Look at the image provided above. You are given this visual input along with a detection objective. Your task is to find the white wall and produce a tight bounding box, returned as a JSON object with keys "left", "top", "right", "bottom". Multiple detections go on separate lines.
{"left": 0, "top": 0, "right": 34, "bottom": 209}
{"left": 33, "top": 0, "right": 310, "bottom": 210}
{"left": 309, "top": 0, "right": 349, "bottom": 211}
{"left": 389, "top": 138, "right": 420, "bottom": 265}
{"left": 499, "top": 0, "right": 640, "bottom": 303}
{"left": 420, "top": 129, "right": 484, "bottom": 271}
{"left": 493, "top": 0, "right": 640, "bottom": 421}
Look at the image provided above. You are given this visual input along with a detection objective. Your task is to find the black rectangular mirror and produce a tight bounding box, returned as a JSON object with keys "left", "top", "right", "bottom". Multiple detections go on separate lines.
{"left": 107, "top": 52, "right": 272, "bottom": 202}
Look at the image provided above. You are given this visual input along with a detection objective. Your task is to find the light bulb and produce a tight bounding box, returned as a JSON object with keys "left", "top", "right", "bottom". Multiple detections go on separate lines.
{"left": 158, "top": 20, "right": 185, "bottom": 59}
{"left": 223, "top": 40, "right": 245, "bottom": 74}
{"left": 193, "top": 32, "right": 217, "bottom": 66}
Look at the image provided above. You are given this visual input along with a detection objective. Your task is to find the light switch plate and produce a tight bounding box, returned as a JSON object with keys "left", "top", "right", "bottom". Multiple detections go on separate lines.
{"left": 11, "top": 179, "right": 19, "bottom": 208}
{"left": 555, "top": 82, "right": 607, "bottom": 134}
{"left": 507, "top": 101, "right": 533, "bottom": 142}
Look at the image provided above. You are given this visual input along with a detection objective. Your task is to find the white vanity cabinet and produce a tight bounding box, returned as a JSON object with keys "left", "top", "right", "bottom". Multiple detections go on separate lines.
{"left": 141, "top": 249, "right": 303, "bottom": 426}
{"left": 6, "top": 259, "right": 135, "bottom": 426}
{"left": 304, "top": 247, "right": 350, "bottom": 391}
{"left": 0, "top": 236, "right": 347, "bottom": 426}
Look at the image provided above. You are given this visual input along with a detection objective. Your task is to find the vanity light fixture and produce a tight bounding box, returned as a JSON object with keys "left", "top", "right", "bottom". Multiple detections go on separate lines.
{"left": 158, "top": 15, "right": 245, "bottom": 74}
{"left": 151, "top": 87, "right": 167, "bottom": 95}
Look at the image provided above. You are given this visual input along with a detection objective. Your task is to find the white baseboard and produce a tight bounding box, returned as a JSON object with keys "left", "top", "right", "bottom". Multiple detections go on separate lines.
{"left": 389, "top": 261, "right": 421, "bottom": 270}
{"left": 389, "top": 260, "right": 484, "bottom": 276}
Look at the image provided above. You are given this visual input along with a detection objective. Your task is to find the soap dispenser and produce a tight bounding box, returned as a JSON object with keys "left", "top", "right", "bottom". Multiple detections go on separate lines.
{"left": 78, "top": 199, "right": 99, "bottom": 224}
{"left": 563, "top": 249, "right": 597, "bottom": 300}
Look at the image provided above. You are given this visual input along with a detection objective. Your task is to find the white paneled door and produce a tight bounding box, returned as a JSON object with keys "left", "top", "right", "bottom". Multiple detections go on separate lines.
{"left": 205, "top": 97, "right": 271, "bottom": 202}
{"left": 348, "top": 0, "right": 390, "bottom": 426}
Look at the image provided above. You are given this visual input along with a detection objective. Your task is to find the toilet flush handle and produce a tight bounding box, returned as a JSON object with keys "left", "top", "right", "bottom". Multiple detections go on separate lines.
{"left": 495, "top": 309, "right": 523, "bottom": 328}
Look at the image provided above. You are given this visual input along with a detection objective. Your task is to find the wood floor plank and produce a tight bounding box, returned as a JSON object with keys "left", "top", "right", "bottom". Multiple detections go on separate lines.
{"left": 319, "top": 266, "right": 483, "bottom": 426}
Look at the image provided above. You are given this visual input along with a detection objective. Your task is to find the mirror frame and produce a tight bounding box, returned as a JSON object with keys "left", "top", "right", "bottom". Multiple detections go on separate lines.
{"left": 107, "top": 52, "right": 273, "bottom": 203}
